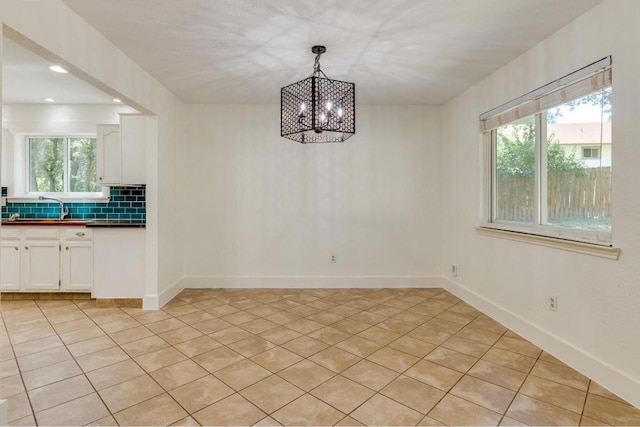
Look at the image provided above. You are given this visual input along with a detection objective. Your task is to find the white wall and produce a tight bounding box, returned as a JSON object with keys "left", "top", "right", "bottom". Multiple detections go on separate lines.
{"left": 0, "top": 0, "right": 185, "bottom": 307}
{"left": 179, "top": 104, "right": 442, "bottom": 287}
{"left": 2, "top": 104, "right": 135, "bottom": 134}
{"left": 441, "top": 0, "right": 640, "bottom": 407}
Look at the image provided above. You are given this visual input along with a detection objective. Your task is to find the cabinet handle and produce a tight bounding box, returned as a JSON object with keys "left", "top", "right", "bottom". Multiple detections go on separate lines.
{"left": 66, "top": 247, "right": 69, "bottom": 250}
{"left": 24, "top": 246, "right": 28, "bottom": 250}
{"left": 99, "top": 177, "right": 103, "bottom": 181}
{"left": 14, "top": 246, "right": 19, "bottom": 251}
{"left": 76, "top": 232, "right": 86, "bottom": 237}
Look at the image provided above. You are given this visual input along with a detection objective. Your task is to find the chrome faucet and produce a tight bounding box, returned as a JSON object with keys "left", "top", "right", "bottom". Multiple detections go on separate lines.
{"left": 38, "top": 196, "right": 69, "bottom": 220}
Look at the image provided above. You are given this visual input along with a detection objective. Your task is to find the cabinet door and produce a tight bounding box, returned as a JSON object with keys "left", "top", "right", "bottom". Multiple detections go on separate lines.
{"left": 61, "top": 242, "right": 93, "bottom": 291}
{"left": 97, "top": 124, "right": 121, "bottom": 185}
{"left": 120, "top": 114, "right": 152, "bottom": 185}
{"left": 0, "top": 241, "right": 21, "bottom": 290}
{"left": 23, "top": 241, "right": 60, "bottom": 290}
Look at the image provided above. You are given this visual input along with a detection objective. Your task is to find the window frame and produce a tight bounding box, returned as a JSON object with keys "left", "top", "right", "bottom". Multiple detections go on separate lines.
{"left": 582, "top": 147, "right": 600, "bottom": 159}
{"left": 24, "top": 134, "right": 106, "bottom": 200}
{"left": 480, "top": 60, "right": 613, "bottom": 247}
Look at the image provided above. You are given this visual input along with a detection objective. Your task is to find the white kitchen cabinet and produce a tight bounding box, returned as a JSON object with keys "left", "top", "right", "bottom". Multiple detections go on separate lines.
{"left": 96, "top": 114, "right": 153, "bottom": 186}
{"left": 93, "top": 228, "right": 145, "bottom": 299}
{"left": 0, "top": 237, "right": 21, "bottom": 290}
{"left": 23, "top": 240, "right": 60, "bottom": 290}
{"left": 61, "top": 229, "right": 93, "bottom": 291}
{"left": 120, "top": 114, "right": 152, "bottom": 185}
{"left": 97, "top": 124, "right": 121, "bottom": 185}
{"left": 0, "top": 227, "right": 93, "bottom": 292}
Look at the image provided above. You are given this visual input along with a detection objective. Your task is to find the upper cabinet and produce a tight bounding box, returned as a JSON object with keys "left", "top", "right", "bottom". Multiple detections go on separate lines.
{"left": 97, "top": 114, "right": 155, "bottom": 186}
{"left": 97, "top": 124, "right": 121, "bottom": 185}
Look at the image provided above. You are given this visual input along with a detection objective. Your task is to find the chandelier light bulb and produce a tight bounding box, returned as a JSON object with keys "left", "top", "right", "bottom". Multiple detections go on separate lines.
{"left": 326, "top": 101, "right": 332, "bottom": 110}
{"left": 337, "top": 108, "right": 343, "bottom": 117}
{"left": 300, "top": 103, "right": 306, "bottom": 112}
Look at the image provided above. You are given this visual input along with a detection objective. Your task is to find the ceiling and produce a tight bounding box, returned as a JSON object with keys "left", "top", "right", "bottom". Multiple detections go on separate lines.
{"left": 59, "top": 0, "right": 601, "bottom": 105}
{"left": 2, "top": 37, "right": 121, "bottom": 105}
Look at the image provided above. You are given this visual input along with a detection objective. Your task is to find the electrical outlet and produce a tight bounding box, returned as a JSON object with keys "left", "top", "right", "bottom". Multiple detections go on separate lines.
{"left": 331, "top": 255, "right": 336, "bottom": 263}
{"left": 549, "top": 296, "right": 557, "bottom": 312}
{"left": 451, "top": 265, "right": 458, "bottom": 277}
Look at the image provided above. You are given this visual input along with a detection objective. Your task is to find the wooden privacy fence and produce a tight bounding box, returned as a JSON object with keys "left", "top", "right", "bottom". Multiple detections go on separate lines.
{"left": 496, "top": 167, "right": 611, "bottom": 222}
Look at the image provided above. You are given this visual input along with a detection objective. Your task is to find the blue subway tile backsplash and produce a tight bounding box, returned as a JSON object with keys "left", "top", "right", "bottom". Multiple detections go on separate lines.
{"left": 1, "top": 186, "right": 145, "bottom": 222}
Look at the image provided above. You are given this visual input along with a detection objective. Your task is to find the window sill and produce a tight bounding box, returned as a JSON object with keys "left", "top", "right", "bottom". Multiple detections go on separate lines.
{"left": 476, "top": 226, "right": 620, "bottom": 260}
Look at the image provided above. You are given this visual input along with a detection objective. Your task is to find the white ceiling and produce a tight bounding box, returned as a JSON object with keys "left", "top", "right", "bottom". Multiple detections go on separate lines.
{"left": 62, "top": 0, "right": 601, "bottom": 105}
{"left": 2, "top": 37, "right": 120, "bottom": 105}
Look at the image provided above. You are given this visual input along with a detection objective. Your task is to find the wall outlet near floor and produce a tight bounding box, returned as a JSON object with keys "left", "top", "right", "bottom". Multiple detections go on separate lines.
{"left": 451, "top": 264, "right": 458, "bottom": 277}
{"left": 331, "top": 255, "right": 336, "bottom": 263}
{"left": 549, "top": 296, "right": 558, "bottom": 312}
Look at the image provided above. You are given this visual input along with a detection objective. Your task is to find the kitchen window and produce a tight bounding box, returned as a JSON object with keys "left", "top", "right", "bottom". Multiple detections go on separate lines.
{"left": 480, "top": 57, "right": 612, "bottom": 246}
{"left": 27, "top": 136, "right": 100, "bottom": 195}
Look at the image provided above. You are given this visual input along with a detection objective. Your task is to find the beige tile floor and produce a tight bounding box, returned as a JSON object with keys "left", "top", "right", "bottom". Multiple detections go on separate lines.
{"left": 1, "top": 288, "right": 639, "bottom": 426}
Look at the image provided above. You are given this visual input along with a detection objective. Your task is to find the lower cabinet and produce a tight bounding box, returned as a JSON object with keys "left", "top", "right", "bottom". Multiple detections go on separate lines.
{"left": 92, "top": 228, "right": 145, "bottom": 299}
{"left": 0, "top": 227, "right": 93, "bottom": 292}
{"left": 0, "top": 236, "right": 21, "bottom": 290}
{"left": 62, "top": 241, "right": 94, "bottom": 291}
{"left": 23, "top": 240, "right": 60, "bottom": 290}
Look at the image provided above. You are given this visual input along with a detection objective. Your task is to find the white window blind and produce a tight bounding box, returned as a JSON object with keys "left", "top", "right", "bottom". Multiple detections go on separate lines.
{"left": 480, "top": 57, "right": 612, "bottom": 132}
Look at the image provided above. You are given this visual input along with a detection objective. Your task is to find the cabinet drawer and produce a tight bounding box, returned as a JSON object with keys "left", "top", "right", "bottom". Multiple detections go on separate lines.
{"left": 24, "top": 228, "right": 59, "bottom": 240}
{"left": 63, "top": 229, "right": 93, "bottom": 241}
{"left": 1, "top": 229, "right": 20, "bottom": 240}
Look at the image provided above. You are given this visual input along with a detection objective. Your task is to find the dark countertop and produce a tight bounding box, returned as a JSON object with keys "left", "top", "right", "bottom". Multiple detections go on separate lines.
{"left": 2, "top": 219, "right": 145, "bottom": 228}
{"left": 86, "top": 220, "right": 146, "bottom": 228}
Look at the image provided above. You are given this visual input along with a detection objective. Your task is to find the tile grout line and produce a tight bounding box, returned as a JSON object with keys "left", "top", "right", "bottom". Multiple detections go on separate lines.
{"left": 89, "top": 303, "right": 199, "bottom": 425}
{"left": 578, "top": 379, "right": 592, "bottom": 426}
{"left": 3, "top": 289, "right": 633, "bottom": 426}
{"left": 3, "top": 290, "right": 489, "bottom": 425}
{"left": 0, "top": 306, "right": 38, "bottom": 425}
{"left": 425, "top": 320, "right": 507, "bottom": 425}
{"left": 163, "top": 289, "right": 431, "bottom": 424}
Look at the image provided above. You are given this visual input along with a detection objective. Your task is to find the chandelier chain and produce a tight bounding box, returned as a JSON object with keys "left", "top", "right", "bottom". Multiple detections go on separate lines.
{"left": 313, "top": 52, "right": 322, "bottom": 73}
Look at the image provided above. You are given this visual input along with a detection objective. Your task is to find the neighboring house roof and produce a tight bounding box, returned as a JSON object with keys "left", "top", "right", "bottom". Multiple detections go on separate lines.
{"left": 547, "top": 122, "right": 611, "bottom": 145}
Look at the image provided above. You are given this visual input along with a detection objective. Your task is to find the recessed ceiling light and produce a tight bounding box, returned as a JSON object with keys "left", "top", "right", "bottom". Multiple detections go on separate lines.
{"left": 113, "top": 98, "right": 122, "bottom": 103}
{"left": 49, "top": 65, "right": 68, "bottom": 74}
{"left": 43, "top": 98, "right": 55, "bottom": 102}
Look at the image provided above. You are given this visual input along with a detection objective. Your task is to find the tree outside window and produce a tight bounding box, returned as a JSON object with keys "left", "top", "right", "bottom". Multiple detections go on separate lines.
{"left": 28, "top": 137, "right": 98, "bottom": 193}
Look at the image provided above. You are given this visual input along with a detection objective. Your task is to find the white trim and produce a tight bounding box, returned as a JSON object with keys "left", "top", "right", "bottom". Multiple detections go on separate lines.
{"left": 476, "top": 226, "right": 619, "bottom": 259}
{"left": 0, "top": 399, "right": 7, "bottom": 427}
{"left": 443, "top": 277, "right": 640, "bottom": 408}
{"left": 142, "top": 277, "right": 184, "bottom": 310}
{"left": 180, "top": 276, "right": 441, "bottom": 289}
{"left": 144, "top": 276, "right": 440, "bottom": 309}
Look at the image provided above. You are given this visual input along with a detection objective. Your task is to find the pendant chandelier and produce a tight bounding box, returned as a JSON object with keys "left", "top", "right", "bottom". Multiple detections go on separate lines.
{"left": 281, "top": 46, "right": 355, "bottom": 144}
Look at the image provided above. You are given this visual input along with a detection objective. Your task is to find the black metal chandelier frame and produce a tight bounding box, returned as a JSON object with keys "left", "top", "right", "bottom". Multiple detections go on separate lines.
{"left": 281, "top": 46, "right": 356, "bottom": 144}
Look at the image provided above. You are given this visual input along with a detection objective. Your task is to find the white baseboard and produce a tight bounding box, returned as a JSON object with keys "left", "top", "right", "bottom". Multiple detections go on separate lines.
{"left": 0, "top": 399, "right": 7, "bottom": 427}
{"left": 180, "top": 275, "right": 442, "bottom": 289}
{"left": 142, "top": 277, "right": 184, "bottom": 310}
{"left": 145, "top": 276, "right": 440, "bottom": 309}
{"left": 443, "top": 277, "right": 640, "bottom": 409}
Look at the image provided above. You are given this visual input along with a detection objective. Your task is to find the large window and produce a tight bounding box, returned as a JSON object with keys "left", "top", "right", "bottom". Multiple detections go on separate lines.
{"left": 27, "top": 136, "right": 98, "bottom": 194}
{"left": 481, "top": 58, "right": 612, "bottom": 245}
